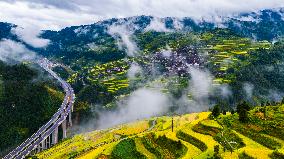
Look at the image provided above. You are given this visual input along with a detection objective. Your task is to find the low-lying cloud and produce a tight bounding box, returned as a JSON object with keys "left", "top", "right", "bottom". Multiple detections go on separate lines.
{"left": 127, "top": 62, "right": 142, "bottom": 79}
{"left": 189, "top": 67, "right": 213, "bottom": 101}
{"left": 97, "top": 88, "right": 170, "bottom": 129}
{"left": 108, "top": 24, "right": 138, "bottom": 56}
{"left": 145, "top": 17, "right": 170, "bottom": 32}
{"left": 12, "top": 26, "right": 50, "bottom": 48}
{"left": 243, "top": 83, "right": 254, "bottom": 99}
{"left": 0, "top": 39, "right": 37, "bottom": 62}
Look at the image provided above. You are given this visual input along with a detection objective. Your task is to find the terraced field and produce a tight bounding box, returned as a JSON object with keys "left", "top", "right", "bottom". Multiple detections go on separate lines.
{"left": 200, "top": 31, "right": 271, "bottom": 85}
{"left": 66, "top": 31, "right": 272, "bottom": 101}
{"left": 35, "top": 105, "right": 284, "bottom": 159}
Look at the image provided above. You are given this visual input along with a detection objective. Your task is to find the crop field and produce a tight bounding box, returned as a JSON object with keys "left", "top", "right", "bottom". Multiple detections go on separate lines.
{"left": 200, "top": 31, "right": 271, "bottom": 85}
{"left": 35, "top": 105, "right": 284, "bottom": 159}
{"left": 65, "top": 30, "right": 272, "bottom": 104}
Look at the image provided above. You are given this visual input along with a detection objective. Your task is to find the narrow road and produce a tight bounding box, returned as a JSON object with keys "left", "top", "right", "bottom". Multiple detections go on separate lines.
{"left": 3, "top": 58, "right": 75, "bottom": 159}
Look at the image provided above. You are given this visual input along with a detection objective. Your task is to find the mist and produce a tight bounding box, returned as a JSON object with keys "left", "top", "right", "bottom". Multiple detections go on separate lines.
{"left": 127, "top": 62, "right": 142, "bottom": 79}
{"left": 0, "top": 39, "right": 37, "bottom": 62}
{"left": 189, "top": 67, "right": 213, "bottom": 101}
{"left": 96, "top": 88, "right": 170, "bottom": 129}
{"left": 145, "top": 17, "right": 171, "bottom": 32}
{"left": 108, "top": 24, "right": 138, "bottom": 56}
{"left": 11, "top": 26, "right": 50, "bottom": 48}
{"left": 243, "top": 83, "right": 254, "bottom": 99}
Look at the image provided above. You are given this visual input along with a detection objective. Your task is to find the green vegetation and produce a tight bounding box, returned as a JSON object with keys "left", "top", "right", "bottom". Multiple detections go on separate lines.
{"left": 237, "top": 102, "right": 251, "bottom": 123}
{"left": 269, "top": 150, "right": 284, "bottom": 159}
{"left": 211, "top": 105, "right": 221, "bottom": 118}
{"left": 111, "top": 138, "right": 146, "bottom": 159}
{"left": 176, "top": 131, "right": 207, "bottom": 152}
{"left": 238, "top": 152, "right": 255, "bottom": 159}
{"left": 142, "top": 133, "right": 187, "bottom": 159}
{"left": 0, "top": 62, "right": 64, "bottom": 156}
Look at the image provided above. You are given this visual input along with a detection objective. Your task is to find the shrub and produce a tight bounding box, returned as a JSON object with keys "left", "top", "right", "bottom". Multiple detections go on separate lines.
{"left": 176, "top": 131, "right": 207, "bottom": 151}
{"left": 238, "top": 152, "right": 255, "bottom": 159}
{"left": 238, "top": 108, "right": 248, "bottom": 123}
{"left": 214, "top": 130, "right": 245, "bottom": 150}
{"left": 212, "top": 105, "right": 221, "bottom": 118}
{"left": 142, "top": 133, "right": 187, "bottom": 159}
{"left": 67, "top": 151, "right": 80, "bottom": 159}
{"left": 214, "top": 145, "right": 221, "bottom": 159}
{"left": 192, "top": 123, "right": 220, "bottom": 136}
{"left": 269, "top": 151, "right": 284, "bottom": 159}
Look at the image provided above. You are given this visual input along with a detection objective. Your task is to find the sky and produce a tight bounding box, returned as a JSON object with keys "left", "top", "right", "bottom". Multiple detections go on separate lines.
{"left": 0, "top": 0, "right": 284, "bottom": 30}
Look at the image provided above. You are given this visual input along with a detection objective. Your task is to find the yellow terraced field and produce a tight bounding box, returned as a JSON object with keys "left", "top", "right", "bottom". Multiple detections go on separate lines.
{"left": 234, "top": 131, "right": 272, "bottom": 159}
{"left": 36, "top": 107, "right": 283, "bottom": 159}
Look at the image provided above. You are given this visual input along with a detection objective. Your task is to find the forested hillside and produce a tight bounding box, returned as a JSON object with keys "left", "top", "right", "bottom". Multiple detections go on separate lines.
{"left": 0, "top": 62, "right": 64, "bottom": 156}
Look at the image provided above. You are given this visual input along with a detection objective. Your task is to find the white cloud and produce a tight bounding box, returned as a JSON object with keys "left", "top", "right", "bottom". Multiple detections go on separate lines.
{"left": 145, "top": 17, "right": 171, "bottom": 32}
{"left": 0, "top": 39, "right": 36, "bottom": 62}
{"left": 12, "top": 26, "right": 50, "bottom": 48}
{"left": 189, "top": 67, "right": 213, "bottom": 100}
{"left": 243, "top": 83, "right": 254, "bottom": 98}
{"left": 219, "top": 84, "right": 232, "bottom": 98}
{"left": 97, "top": 88, "right": 170, "bottom": 128}
{"left": 127, "top": 62, "right": 142, "bottom": 78}
{"left": 0, "top": 1, "right": 98, "bottom": 30}
{"left": 108, "top": 24, "right": 138, "bottom": 56}
{"left": 172, "top": 18, "right": 184, "bottom": 30}
{"left": 74, "top": 26, "right": 91, "bottom": 36}
{"left": 1, "top": 0, "right": 284, "bottom": 30}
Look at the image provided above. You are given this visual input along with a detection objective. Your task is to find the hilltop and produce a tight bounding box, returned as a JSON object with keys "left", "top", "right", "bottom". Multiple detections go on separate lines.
{"left": 34, "top": 104, "right": 284, "bottom": 159}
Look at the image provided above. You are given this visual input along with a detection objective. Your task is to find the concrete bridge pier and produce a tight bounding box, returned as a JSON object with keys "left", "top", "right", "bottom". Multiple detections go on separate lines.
{"left": 45, "top": 135, "right": 51, "bottom": 149}
{"left": 52, "top": 126, "right": 58, "bottom": 145}
{"left": 62, "top": 119, "right": 67, "bottom": 139}
{"left": 36, "top": 141, "right": 44, "bottom": 152}
{"left": 68, "top": 112, "right": 72, "bottom": 127}
{"left": 41, "top": 140, "right": 46, "bottom": 150}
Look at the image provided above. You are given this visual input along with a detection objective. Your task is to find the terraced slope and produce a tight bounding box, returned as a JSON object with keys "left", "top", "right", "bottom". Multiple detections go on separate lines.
{"left": 34, "top": 105, "right": 284, "bottom": 159}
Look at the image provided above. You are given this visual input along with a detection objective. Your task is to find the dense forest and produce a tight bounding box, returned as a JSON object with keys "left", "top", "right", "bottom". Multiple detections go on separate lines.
{"left": 0, "top": 62, "right": 63, "bottom": 156}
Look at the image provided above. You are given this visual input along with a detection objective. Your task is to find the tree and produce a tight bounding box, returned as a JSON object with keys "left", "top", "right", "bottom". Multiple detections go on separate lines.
{"left": 237, "top": 101, "right": 250, "bottom": 123}
{"left": 212, "top": 105, "right": 220, "bottom": 118}
{"left": 237, "top": 101, "right": 250, "bottom": 114}
{"left": 214, "top": 145, "right": 221, "bottom": 159}
{"left": 238, "top": 109, "right": 249, "bottom": 123}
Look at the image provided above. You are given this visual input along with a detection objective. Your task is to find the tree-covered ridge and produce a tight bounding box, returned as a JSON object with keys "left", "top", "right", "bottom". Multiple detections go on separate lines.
{"left": 21, "top": 9, "right": 282, "bottom": 70}
{"left": 0, "top": 62, "right": 64, "bottom": 156}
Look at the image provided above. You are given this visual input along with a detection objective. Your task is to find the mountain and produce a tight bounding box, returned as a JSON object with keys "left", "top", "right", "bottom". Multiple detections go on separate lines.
{"left": 2, "top": 8, "right": 284, "bottom": 158}
{"left": 2, "top": 9, "right": 284, "bottom": 67}
{"left": 9, "top": 8, "right": 282, "bottom": 127}
{"left": 36, "top": 9, "right": 284, "bottom": 68}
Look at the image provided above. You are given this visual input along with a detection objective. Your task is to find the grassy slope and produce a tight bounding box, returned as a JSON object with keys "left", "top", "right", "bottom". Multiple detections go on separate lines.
{"left": 36, "top": 106, "right": 284, "bottom": 159}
